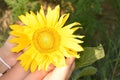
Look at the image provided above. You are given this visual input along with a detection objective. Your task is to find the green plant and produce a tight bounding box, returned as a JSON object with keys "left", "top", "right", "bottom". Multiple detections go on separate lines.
{"left": 67, "top": 0, "right": 105, "bottom": 47}
{"left": 4, "top": 0, "right": 40, "bottom": 23}
{"left": 70, "top": 44, "right": 105, "bottom": 80}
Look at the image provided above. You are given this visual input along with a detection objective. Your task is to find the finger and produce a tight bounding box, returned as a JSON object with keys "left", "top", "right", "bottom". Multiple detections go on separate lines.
{"left": 43, "top": 57, "right": 75, "bottom": 80}
{"left": 4, "top": 36, "right": 16, "bottom": 49}
{"left": 0, "top": 36, "right": 23, "bottom": 67}
{"left": 24, "top": 64, "right": 55, "bottom": 80}
{"left": 66, "top": 57, "right": 75, "bottom": 65}
{"left": 66, "top": 57, "right": 75, "bottom": 80}
{"left": 66, "top": 61, "right": 75, "bottom": 80}
{"left": 70, "top": 61, "right": 75, "bottom": 74}
{"left": 3, "top": 35, "right": 23, "bottom": 58}
{"left": 2, "top": 36, "right": 16, "bottom": 54}
{"left": 0, "top": 62, "right": 29, "bottom": 80}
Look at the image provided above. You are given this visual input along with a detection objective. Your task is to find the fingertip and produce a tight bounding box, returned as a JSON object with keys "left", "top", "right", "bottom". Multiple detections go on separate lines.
{"left": 47, "top": 64, "right": 55, "bottom": 71}
{"left": 66, "top": 57, "right": 75, "bottom": 65}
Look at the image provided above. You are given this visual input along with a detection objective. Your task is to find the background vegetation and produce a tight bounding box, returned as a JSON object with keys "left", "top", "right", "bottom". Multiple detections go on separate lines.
{"left": 0, "top": 0, "right": 120, "bottom": 80}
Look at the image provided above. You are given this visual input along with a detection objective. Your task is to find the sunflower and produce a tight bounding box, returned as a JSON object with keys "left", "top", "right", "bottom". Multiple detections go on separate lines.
{"left": 9, "top": 5, "right": 84, "bottom": 72}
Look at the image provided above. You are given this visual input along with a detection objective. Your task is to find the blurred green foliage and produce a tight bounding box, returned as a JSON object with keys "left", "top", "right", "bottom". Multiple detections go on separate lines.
{"left": 0, "top": 0, "right": 120, "bottom": 80}
{"left": 4, "top": 0, "right": 40, "bottom": 23}
{"left": 67, "top": 0, "right": 105, "bottom": 46}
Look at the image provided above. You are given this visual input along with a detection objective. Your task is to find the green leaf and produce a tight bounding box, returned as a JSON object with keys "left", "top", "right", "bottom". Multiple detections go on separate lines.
{"left": 79, "top": 66, "right": 97, "bottom": 77}
{"left": 71, "top": 66, "right": 97, "bottom": 80}
{"left": 75, "top": 44, "right": 105, "bottom": 69}
{"left": 94, "top": 44, "right": 105, "bottom": 60}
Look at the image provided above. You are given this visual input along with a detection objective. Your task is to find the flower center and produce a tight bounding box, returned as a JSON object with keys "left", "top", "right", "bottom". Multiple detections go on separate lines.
{"left": 33, "top": 28, "right": 61, "bottom": 53}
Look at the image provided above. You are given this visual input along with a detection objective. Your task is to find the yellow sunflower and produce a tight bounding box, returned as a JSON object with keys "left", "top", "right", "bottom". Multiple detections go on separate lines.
{"left": 9, "top": 5, "right": 84, "bottom": 72}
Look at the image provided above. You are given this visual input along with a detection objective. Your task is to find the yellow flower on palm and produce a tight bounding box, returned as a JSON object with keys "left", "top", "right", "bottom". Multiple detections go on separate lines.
{"left": 10, "top": 5, "right": 84, "bottom": 72}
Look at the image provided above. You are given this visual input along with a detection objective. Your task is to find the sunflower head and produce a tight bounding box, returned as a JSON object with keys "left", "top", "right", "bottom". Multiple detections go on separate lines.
{"left": 9, "top": 5, "right": 84, "bottom": 72}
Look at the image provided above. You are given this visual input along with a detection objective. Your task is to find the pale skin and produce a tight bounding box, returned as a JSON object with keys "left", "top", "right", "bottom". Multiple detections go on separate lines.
{"left": 0, "top": 36, "right": 75, "bottom": 80}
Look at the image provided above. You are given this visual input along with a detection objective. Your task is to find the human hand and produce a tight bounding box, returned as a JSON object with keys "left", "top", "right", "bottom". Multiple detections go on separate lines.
{"left": 24, "top": 57, "right": 75, "bottom": 80}
{"left": 43, "top": 57, "right": 75, "bottom": 80}
{"left": 0, "top": 36, "right": 22, "bottom": 67}
{"left": 0, "top": 36, "right": 75, "bottom": 80}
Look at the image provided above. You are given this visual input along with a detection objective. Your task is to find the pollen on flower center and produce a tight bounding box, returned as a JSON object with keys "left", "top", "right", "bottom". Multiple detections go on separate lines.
{"left": 32, "top": 28, "right": 61, "bottom": 53}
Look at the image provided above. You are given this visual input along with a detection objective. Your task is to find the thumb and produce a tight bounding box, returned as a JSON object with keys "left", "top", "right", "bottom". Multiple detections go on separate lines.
{"left": 43, "top": 57, "right": 75, "bottom": 80}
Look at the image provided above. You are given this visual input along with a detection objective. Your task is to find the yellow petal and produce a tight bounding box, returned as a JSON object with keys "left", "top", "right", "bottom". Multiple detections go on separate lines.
{"left": 63, "top": 22, "right": 80, "bottom": 29}
{"left": 41, "top": 56, "right": 51, "bottom": 70}
{"left": 10, "top": 25, "right": 33, "bottom": 37}
{"left": 31, "top": 60, "right": 38, "bottom": 72}
{"left": 72, "top": 35, "right": 85, "bottom": 39}
{"left": 58, "top": 28, "right": 73, "bottom": 37}
{"left": 66, "top": 48, "right": 80, "bottom": 58}
{"left": 52, "top": 51, "right": 66, "bottom": 67}
{"left": 60, "top": 47, "right": 72, "bottom": 57}
{"left": 68, "top": 38, "right": 84, "bottom": 43}
{"left": 10, "top": 35, "right": 30, "bottom": 52}
{"left": 63, "top": 40, "right": 84, "bottom": 52}
{"left": 55, "top": 13, "right": 69, "bottom": 28}
{"left": 10, "top": 24, "right": 24, "bottom": 31}
{"left": 37, "top": 12, "right": 45, "bottom": 27}
{"left": 46, "top": 5, "right": 60, "bottom": 27}
{"left": 39, "top": 5, "right": 46, "bottom": 22}
{"left": 17, "top": 46, "right": 37, "bottom": 71}
{"left": 19, "top": 11, "right": 40, "bottom": 30}
{"left": 36, "top": 54, "right": 51, "bottom": 70}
